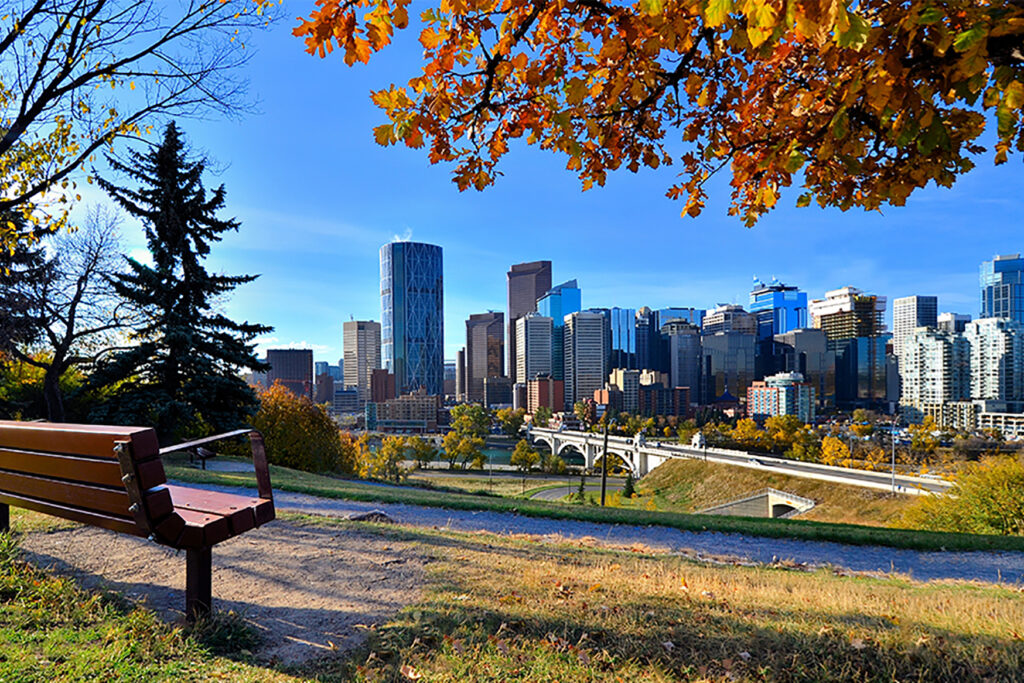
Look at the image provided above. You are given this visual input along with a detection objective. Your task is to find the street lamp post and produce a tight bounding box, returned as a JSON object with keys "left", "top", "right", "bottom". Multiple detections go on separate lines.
{"left": 891, "top": 414, "right": 898, "bottom": 495}
{"left": 600, "top": 417, "right": 610, "bottom": 506}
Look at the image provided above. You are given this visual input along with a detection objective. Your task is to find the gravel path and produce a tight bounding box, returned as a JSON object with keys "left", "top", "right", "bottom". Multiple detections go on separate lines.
{"left": 178, "top": 481, "right": 1024, "bottom": 585}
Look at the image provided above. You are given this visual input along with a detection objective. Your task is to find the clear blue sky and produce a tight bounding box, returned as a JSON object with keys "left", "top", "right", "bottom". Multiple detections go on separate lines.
{"left": 81, "top": 15, "right": 1024, "bottom": 364}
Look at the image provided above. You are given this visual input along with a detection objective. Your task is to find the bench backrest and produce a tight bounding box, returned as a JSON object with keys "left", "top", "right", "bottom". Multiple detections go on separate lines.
{"left": 0, "top": 420, "right": 169, "bottom": 537}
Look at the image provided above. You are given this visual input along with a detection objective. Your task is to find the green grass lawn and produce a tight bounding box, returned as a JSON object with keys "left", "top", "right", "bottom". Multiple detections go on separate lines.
{"left": 162, "top": 454, "right": 1024, "bottom": 553}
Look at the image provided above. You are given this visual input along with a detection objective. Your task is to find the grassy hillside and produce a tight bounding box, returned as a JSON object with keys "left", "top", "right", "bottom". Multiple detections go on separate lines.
{"left": 8, "top": 509, "right": 1024, "bottom": 681}
{"left": 639, "top": 459, "right": 915, "bottom": 527}
{"left": 295, "top": 516, "right": 1024, "bottom": 682}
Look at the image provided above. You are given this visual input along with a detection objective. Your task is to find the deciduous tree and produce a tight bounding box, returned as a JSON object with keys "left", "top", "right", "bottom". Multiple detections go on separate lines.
{"left": 1, "top": 0, "right": 271, "bottom": 252}
{"left": 532, "top": 405, "right": 552, "bottom": 428}
{"left": 274, "top": 0, "right": 1024, "bottom": 224}
{"left": 495, "top": 406, "right": 526, "bottom": 436}
{"left": 1, "top": 207, "right": 133, "bottom": 422}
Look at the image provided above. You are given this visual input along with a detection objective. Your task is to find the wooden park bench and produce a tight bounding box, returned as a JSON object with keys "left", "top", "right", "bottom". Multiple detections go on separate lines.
{"left": 0, "top": 420, "right": 274, "bottom": 620}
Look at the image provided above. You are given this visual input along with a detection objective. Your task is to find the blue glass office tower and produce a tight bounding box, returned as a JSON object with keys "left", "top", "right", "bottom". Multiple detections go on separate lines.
{"left": 609, "top": 307, "right": 637, "bottom": 369}
{"left": 537, "top": 280, "right": 581, "bottom": 380}
{"left": 749, "top": 279, "right": 807, "bottom": 340}
{"left": 380, "top": 241, "right": 444, "bottom": 395}
{"left": 980, "top": 254, "right": 1024, "bottom": 323}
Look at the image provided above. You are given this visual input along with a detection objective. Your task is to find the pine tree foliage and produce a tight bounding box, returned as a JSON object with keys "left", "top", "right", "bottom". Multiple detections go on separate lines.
{"left": 91, "top": 122, "right": 270, "bottom": 441}
{"left": 0, "top": 213, "right": 55, "bottom": 357}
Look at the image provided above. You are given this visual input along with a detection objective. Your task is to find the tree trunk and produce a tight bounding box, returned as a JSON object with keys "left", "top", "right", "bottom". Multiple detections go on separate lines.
{"left": 42, "top": 368, "right": 65, "bottom": 423}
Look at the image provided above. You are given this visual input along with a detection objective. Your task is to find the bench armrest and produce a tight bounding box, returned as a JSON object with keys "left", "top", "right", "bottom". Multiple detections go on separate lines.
{"left": 160, "top": 429, "right": 273, "bottom": 503}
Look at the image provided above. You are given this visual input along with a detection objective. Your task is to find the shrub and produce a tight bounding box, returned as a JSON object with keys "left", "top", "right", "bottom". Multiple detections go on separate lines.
{"left": 250, "top": 382, "right": 354, "bottom": 474}
{"left": 357, "top": 435, "right": 412, "bottom": 482}
{"left": 902, "top": 455, "right": 1024, "bottom": 535}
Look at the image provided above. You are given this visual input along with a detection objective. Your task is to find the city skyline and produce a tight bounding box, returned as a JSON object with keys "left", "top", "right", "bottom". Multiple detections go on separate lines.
{"left": 68, "top": 18, "right": 1023, "bottom": 364}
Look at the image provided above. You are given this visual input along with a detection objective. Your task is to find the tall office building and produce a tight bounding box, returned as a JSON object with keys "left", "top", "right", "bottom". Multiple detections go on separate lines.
{"left": 515, "top": 313, "right": 553, "bottom": 383}
{"left": 830, "top": 335, "right": 893, "bottom": 408}
{"left": 455, "top": 347, "right": 466, "bottom": 401}
{"left": 980, "top": 254, "right": 1024, "bottom": 323}
{"left": 749, "top": 279, "right": 807, "bottom": 340}
{"left": 937, "top": 312, "right": 971, "bottom": 334}
{"left": 343, "top": 320, "right": 382, "bottom": 406}
{"left": 563, "top": 311, "right": 607, "bottom": 410}
{"left": 506, "top": 261, "right": 552, "bottom": 384}
{"left": 892, "top": 295, "right": 938, "bottom": 357}
{"left": 700, "top": 331, "right": 756, "bottom": 404}
{"left": 702, "top": 304, "right": 757, "bottom": 335}
{"left": 266, "top": 349, "right": 314, "bottom": 398}
{"left": 809, "top": 287, "right": 887, "bottom": 339}
{"left": 465, "top": 311, "right": 504, "bottom": 403}
{"left": 380, "top": 241, "right": 444, "bottom": 395}
{"left": 636, "top": 307, "right": 704, "bottom": 373}
{"left": 443, "top": 360, "right": 457, "bottom": 397}
{"left": 315, "top": 361, "right": 329, "bottom": 377}
{"left": 608, "top": 307, "right": 637, "bottom": 370}
{"left": 537, "top": 280, "right": 582, "bottom": 380}
{"left": 899, "top": 327, "right": 969, "bottom": 411}
{"left": 964, "top": 317, "right": 1024, "bottom": 401}
{"left": 662, "top": 319, "right": 701, "bottom": 397}
{"left": 769, "top": 328, "right": 836, "bottom": 406}
{"left": 608, "top": 368, "right": 641, "bottom": 413}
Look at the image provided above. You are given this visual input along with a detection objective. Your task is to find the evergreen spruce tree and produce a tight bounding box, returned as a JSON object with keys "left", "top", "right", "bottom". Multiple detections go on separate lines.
{"left": 92, "top": 123, "right": 270, "bottom": 441}
{"left": 0, "top": 213, "right": 53, "bottom": 357}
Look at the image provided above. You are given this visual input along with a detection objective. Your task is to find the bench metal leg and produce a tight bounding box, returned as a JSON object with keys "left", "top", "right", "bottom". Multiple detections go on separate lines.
{"left": 185, "top": 546, "right": 212, "bottom": 621}
{"left": 0, "top": 503, "right": 8, "bottom": 533}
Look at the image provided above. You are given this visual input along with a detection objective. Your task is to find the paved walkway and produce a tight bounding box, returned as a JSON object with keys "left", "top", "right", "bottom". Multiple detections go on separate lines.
{"left": 172, "top": 480, "right": 1024, "bottom": 585}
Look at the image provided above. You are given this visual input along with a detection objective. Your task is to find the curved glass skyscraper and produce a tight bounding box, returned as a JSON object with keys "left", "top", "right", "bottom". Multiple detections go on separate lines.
{"left": 380, "top": 241, "right": 444, "bottom": 395}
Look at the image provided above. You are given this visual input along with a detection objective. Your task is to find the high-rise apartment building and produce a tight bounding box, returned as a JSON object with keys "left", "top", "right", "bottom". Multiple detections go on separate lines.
{"left": 899, "top": 327, "right": 969, "bottom": 411}
{"left": 702, "top": 304, "right": 757, "bottom": 335}
{"left": 661, "top": 319, "right": 701, "bottom": 397}
{"left": 380, "top": 241, "right": 444, "bottom": 395}
{"left": 809, "top": 287, "right": 887, "bottom": 340}
{"left": 964, "top": 317, "right": 1024, "bottom": 401}
{"left": 937, "top": 312, "right": 971, "bottom": 334}
{"left": 343, "top": 320, "right": 381, "bottom": 406}
{"left": 749, "top": 279, "right": 807, "bottom": 340}
{"left": 563, "top": 311, "right": 607, "bottom": 410}
{"left": 465, "top": 311, "right": 504, "bottom": 403}
{"left": 515, "top": 313, "right": 553, "bottom": 383}
{"left": 980, "top": 254, "right": 1024, "bottom": 323}
{"left": 747, "top": 372, "right": 816, "bottom": 423}
{"left": 892, "top": 295, "right": 938, "bottom": 357}
{"left": 266, "top": 349, "right": 314, "bottom": 399}
{"left": 506, "top": 261, "right": 552, "bottom": 384}
{"left": 537, "top": 280, "right": 582, "bottom": 381}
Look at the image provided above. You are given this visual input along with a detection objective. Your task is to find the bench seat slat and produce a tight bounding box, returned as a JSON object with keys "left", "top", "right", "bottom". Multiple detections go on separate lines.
{"left": 0, "top": 490, "right": 140, "bottom": 536}
{"left": 175, "top": 508, "right": 231, "bottom": 549}
{"left": 0, "top": 470, "right": 133, "bottom": 518}
{"left": 165, "top": 485, "right": 273, "bottom": 536}
{"left": 0, "top": 448, "right": 166, "bottom": 490}
{"left": 0, "top": 422, "right": 159, "bottom": 461}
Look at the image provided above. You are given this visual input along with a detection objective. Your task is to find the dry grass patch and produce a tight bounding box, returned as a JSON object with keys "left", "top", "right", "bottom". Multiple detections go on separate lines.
{"left": 639, "top": 459, "right": 914, "bottom": 526}
{"left": 294, "top": 521, "right": 1024, "bottom": 682}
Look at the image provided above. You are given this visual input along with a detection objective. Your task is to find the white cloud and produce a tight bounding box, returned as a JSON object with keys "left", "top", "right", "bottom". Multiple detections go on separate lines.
{"left": 391, "top": 226, "right": 414, "bottom": 242}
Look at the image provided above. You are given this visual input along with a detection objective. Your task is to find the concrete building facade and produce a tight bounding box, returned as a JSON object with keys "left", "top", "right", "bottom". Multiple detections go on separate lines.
{"left": 465, "top": 311, "right": 504, "bottom": 404}
{"left": 506, "top": 261, "right": 552, "bottom": 384}
{"left": 563, "top": 311, "right": 608, "bottom": 410}
{"left": 893, "top": 295, "right": 938, "bottom": 357}
{"left": 343, "top": 320, "right": 381, "bottom": 406}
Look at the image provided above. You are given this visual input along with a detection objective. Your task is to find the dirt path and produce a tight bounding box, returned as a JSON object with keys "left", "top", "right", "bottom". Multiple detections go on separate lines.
{"left": 19, "top": 520, "right": 424, "bottom": 665}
